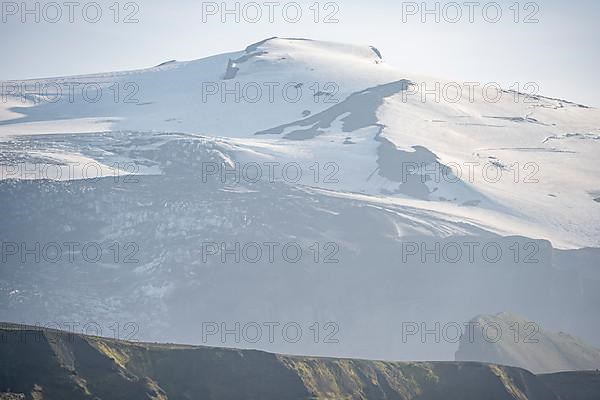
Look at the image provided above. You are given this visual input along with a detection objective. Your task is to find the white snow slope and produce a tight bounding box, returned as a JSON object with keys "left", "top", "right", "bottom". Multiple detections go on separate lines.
{"left": 2, "top": 37, "right": 598, "bottom": 249}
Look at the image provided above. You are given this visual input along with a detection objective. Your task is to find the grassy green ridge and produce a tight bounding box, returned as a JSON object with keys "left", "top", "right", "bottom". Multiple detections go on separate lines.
{"left": 1, "top": 324, "right": 599, "bottom": 400}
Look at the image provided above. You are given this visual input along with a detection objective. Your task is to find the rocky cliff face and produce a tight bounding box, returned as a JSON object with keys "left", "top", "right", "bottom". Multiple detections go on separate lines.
{"left": 455, "top": 312, "right": 600, "bottom": 374}
{"left": 2, "top": 324, "right": 599, "bottom": 400}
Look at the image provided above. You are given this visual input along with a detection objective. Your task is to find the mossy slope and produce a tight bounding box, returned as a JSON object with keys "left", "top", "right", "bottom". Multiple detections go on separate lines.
{"left": 1, "top": 324, "right": 598, "bottom": 400}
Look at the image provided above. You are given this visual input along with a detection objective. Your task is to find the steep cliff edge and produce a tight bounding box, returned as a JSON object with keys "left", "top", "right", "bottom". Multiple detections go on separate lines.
{"left": 1, "top": 324, "right": 599, "bottom": 400}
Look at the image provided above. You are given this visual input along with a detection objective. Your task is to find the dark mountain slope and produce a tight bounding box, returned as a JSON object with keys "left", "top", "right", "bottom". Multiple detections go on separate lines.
{"left": 2, "top": 324, "right": 599, "bottom": 400}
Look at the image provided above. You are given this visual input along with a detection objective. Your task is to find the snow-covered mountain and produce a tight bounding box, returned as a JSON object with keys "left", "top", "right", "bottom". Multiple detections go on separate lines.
{"left": 3, "top": 37, "right": 599, "bottom": 248}
{"left": 1, "top": 37, "right": 599, "bottom": 363}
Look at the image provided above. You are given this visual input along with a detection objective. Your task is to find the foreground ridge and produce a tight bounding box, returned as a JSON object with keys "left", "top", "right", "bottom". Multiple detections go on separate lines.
{"left": 1, "top": 323, "right": 600, "bottom": 400}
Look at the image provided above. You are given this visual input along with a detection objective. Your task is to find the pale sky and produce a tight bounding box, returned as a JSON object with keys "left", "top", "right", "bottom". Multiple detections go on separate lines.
{"left": 1, "top": 0, "right": 599, "bottom": 106}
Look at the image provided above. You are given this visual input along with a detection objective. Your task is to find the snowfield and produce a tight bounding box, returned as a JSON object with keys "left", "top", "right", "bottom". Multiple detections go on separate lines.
{"left": 1, "top": 37, "right": 599, "bottom": 362}
{"left": 2, "top": 37, "right": 598, "bottom": 248}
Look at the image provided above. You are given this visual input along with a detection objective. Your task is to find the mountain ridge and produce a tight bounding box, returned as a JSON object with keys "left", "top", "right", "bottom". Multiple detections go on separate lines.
{"left": 2, "top": 323, "right": 600, "bottom": 400}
